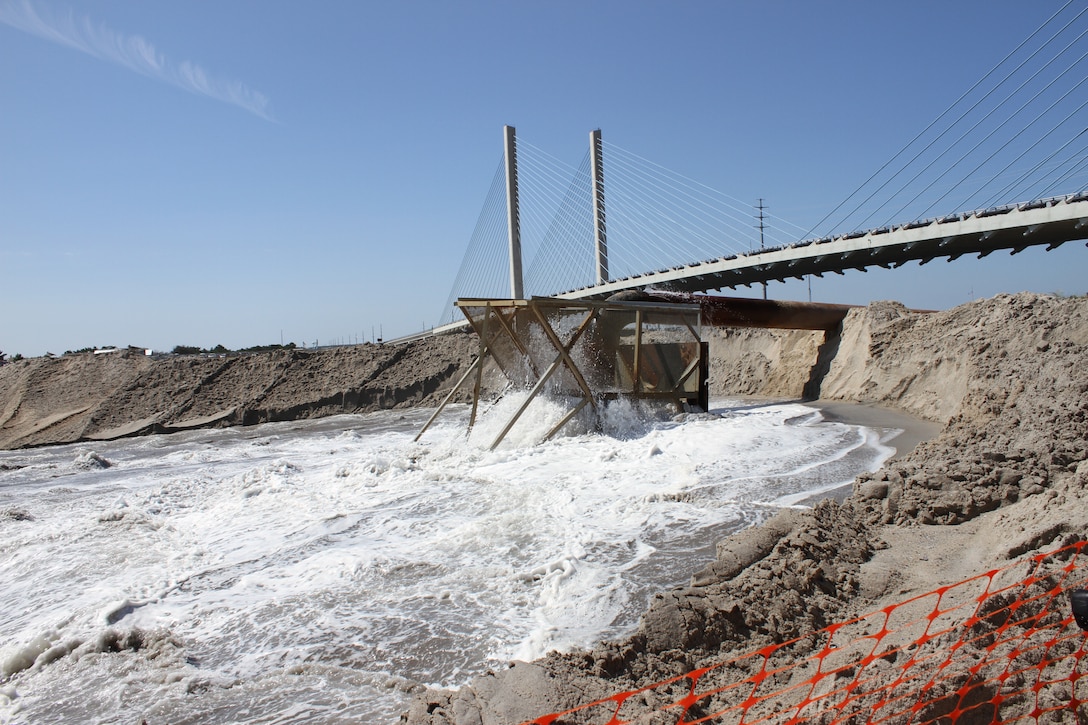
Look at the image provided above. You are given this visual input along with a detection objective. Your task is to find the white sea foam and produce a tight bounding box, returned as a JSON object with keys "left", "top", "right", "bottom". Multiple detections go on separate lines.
{"left": 0, "top": 399, "right": 901, "bottom": 723}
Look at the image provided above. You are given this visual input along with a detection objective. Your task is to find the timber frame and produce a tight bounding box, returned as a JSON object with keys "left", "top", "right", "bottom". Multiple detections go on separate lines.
{"left": 415, "top": 297, "right": 708, "bottom": 449}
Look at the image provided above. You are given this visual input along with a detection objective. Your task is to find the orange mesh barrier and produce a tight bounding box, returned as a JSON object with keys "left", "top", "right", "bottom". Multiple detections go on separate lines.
{"left": 524, "top": 540, "right": 1088, "bottom": 725}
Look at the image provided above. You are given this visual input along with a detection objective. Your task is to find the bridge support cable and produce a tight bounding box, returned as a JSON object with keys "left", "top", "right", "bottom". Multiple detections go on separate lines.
{"left": 605, "top": 149, "right": 755, "bottom": 257}
{"left": 1038, "top": 150, "right": 1088, "bottom": 200}
{"left": 598, "top": 151, "right": 744, "bottom": 275}
{"left": 864, "top": 16, "right": 1088, "bottom": 230}
{"left": 892, "top": 40, "right": 1088, "bottom": 226}
{"left": 947, "top": 98, "right": 1088, "bottom": 219}
{"left": 600, "top": 144, "right": 769, "bottom": 262}
{"left": 802, "top": 0, "right": 1088, "bottom": 241}
{"left": 605, "top": 142, "right": 811, "bottom": 251}
{"left": 523, "top": 158, "right": 594, "bottom": 295}
{"left": 603, "top": 141, "right": 810, "bottom": 244}
{"left": 982, "top": 127, "right": 1088, "bottom": 209}
{"left": 581, "top": 150, "right": 764, "bottom": 285}
{"left": 439, "top": 156, "right": 513, "bottom": 325}
{"left": 517, "top": 143, "right": 596, "bottom": 295}
{"left": 941, "top": 88, "right": 1088, "bottom": 218}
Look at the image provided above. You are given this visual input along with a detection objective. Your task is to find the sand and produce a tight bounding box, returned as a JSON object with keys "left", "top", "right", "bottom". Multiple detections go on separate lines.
{"left": 3, "top": 292, "right": 1087, "bottom": 724}
{"left": 401, "top": 293, "right": 1088, "bottom": 724}
{"left": 0, "top": 333, "right": 483, "bottom": 449}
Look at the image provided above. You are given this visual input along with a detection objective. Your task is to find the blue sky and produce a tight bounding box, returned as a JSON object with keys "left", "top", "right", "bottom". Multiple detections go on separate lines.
{"left": 2, "top": 0, "right": 1086, "bottom": 356}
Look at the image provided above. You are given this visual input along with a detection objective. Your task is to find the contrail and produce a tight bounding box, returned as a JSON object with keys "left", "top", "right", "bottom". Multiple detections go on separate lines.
{"left": 0, "top": 0, "right": 274, "bottom": 121}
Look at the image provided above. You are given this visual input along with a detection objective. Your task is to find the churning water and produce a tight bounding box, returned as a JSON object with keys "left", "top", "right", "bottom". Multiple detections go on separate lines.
{"left": 0, "top": 397, "right": 900, "bottom": 724}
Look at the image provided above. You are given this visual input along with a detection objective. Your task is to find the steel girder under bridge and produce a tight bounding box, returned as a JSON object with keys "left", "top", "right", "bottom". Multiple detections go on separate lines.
{"left": 555, "top": 193, "right": 1088, "bottom": 300}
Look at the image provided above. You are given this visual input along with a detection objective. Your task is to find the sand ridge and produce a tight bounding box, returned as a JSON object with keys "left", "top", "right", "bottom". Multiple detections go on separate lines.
{"left": 402, "top": 292, "right": 1088, "bottom": 724}
{"left": 0, "top": 332, "right": 482, "bottom": 450}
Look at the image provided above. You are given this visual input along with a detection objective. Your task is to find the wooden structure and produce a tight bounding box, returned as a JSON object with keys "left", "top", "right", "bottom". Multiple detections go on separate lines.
{"left": 415, "top": 297, "right": 708, "bottom": 449}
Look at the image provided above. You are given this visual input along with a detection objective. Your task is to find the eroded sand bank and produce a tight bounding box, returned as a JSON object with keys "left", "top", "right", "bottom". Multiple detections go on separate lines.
{"left": 402, "top": 293, "right": 1088, "bottom": 724}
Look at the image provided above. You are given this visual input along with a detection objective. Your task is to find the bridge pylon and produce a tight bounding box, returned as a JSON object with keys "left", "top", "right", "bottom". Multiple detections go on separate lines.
{"left": 503, "top": 125, "right": 524, "bottom": 300}
{"left": 591, "top": 129, "right": 608, "bottom": 285}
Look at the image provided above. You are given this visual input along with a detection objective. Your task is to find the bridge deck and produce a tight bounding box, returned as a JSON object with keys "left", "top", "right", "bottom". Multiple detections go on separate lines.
{"left": 559, "top": 193, "right": 1088, "bottom": 298}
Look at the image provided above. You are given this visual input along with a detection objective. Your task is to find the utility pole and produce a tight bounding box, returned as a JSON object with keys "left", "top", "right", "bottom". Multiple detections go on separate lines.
{"left": 756, "top": 199, "right": 768, "bottom": 301}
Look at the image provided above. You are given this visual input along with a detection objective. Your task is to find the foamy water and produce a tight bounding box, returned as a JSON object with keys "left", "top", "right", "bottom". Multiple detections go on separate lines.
{"left": 0, "top": 398, "right": 900, "bottom": 724}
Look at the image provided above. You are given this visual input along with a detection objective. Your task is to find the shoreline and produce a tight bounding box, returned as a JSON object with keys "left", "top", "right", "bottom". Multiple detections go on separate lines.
{"left": 711, "top": 397, "right": 942, "bottom": 464}
{"left": 805, "top": 399, "right": 943, "bottom": 460}
{"left": 791, "top": 400, "right": 943, "bottom": 506}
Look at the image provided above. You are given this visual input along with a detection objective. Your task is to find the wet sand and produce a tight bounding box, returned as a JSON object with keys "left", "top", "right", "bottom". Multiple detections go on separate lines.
{"left": 806, "top": 400, "right": 943, "bottom": 460}
{"left": 796, "top": 400, "right": 943, "bottom": 505}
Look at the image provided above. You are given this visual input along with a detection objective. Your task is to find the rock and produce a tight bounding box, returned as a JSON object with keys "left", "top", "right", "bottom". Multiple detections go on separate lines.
{"left": 858, "top": 481, "right": 889, "bottom": 500}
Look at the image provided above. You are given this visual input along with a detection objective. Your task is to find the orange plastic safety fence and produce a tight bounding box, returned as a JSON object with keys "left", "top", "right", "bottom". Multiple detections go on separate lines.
{"left": 524, "top": 540, "right": 1088, "bottom": 725}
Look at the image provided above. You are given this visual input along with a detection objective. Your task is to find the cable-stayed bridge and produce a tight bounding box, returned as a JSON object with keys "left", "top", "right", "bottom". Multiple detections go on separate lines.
{"left": 551, "top": 192, "right": 1088, "bottom": 300}
{"left": 428, "top": 2, "right": 1088, "bottom": 333}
